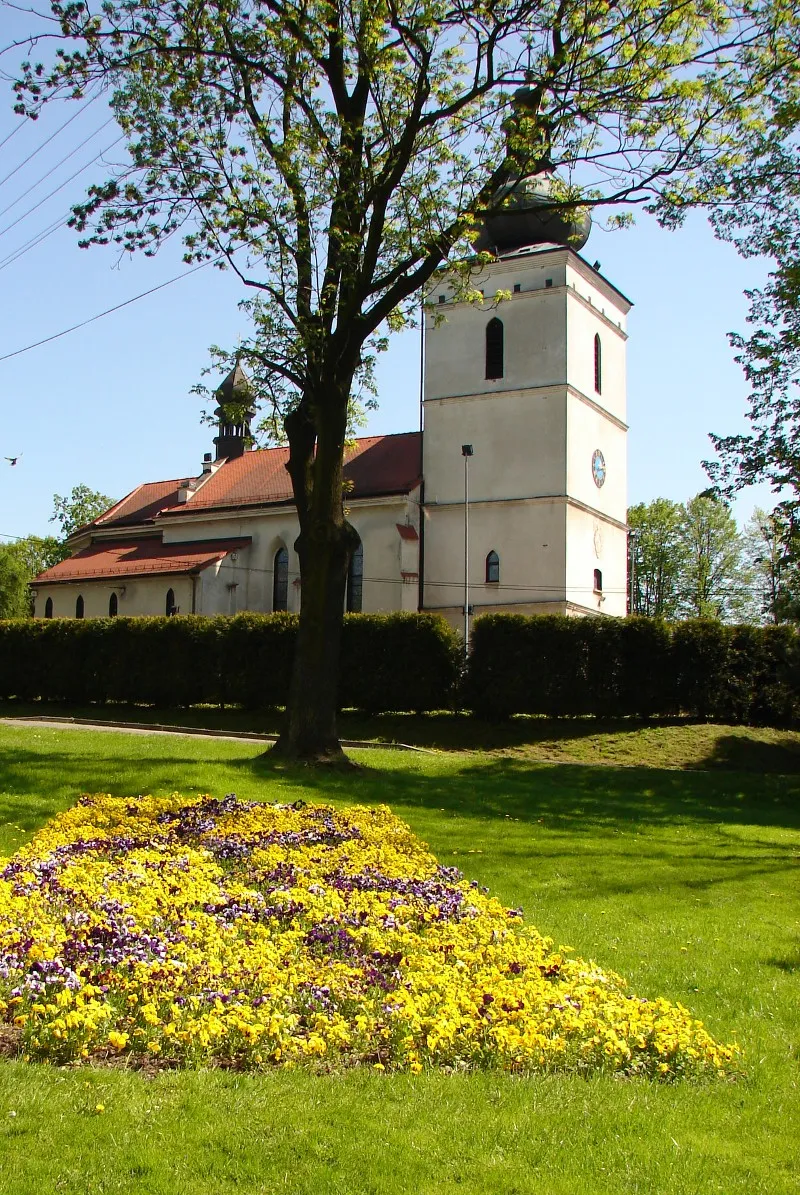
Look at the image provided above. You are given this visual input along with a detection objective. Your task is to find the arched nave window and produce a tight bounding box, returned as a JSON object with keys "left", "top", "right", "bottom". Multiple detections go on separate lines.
{"left": 485, "top": 318, "right": 504, "bottom": 380}
{"left": 273, "top": 547, "right": 289, "bottom": 612}
{"left": 166, "top": 588, "right": 176, "bottom": 616}
{"left": 75, "top": 594, "right": 84, "bottom": 620}
{"left": 346, "top": 539, "right": 363, "bottom": 613}
{"left": 108, "top": 592, "right": 118, "bottom": 617}
{"left": 594, "top": 334, "right": 602, "bottom": 394}
{"left": 44, "top": 596, "right": 53, "bottom": 619}
{"left": 593, "top": 568, "right": 603, "bottom": 593}
{"left": 485, "top": 550, "right": 500, "bottom": 584}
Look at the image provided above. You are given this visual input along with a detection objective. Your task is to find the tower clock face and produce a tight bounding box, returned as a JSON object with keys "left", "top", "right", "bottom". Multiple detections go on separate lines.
{"left": 592, "top": 449, "right": 606, "bottom": 488}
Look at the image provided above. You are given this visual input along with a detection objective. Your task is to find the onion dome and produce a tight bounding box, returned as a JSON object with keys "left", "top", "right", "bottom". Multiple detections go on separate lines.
{"left": 474, "top": 172, "right": 591, "bottom": 255}
{"left": 213, "top": 362, "right": 257, "bottom": 461}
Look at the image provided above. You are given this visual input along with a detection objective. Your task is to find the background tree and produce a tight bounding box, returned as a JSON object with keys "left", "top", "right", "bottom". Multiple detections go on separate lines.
{"left": 679, "top": 493, "right": 744, "bottom": 620}
{"left": 627, "top": 499, "right": 687, "bottom": 618}
{"left": 699, "top": 3, "right": 800, "bottom": 534}
{"left": 0, "top": 542, "right": 34, "bottom": 619}
{"left": 11, "top": 0, "right": 771, "bottom": 760}
{"left": 0, "top": 512, "right": 104, "bottom": 620}
{"left": 50, "top": 485, "right": 113, "bottom": 540}
{"left": 739, "top": 506, "right": 800, "bottom": 623}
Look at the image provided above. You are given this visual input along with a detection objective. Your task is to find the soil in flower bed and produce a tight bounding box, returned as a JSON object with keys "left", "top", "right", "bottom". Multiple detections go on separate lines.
{"left": 0, "top": 792, "right": 739, "bottom": 1078}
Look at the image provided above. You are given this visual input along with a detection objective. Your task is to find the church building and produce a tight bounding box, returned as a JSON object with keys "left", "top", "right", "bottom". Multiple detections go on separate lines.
{"left": 31, "top": 185, "right": 631, "bottom": 626}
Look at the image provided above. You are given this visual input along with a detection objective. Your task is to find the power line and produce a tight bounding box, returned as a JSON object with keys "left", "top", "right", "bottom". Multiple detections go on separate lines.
{"left": 0, "top": 92, "right": 100, "bottom": 189}
{"left": 0, "top": 258, "right": 217, "bottom": 364}
{"left": 0, "top": 115, "right": 116, "bottom": 220}
{"left": 0, "top": 210, "right": 67, "bottom": 272}
{"left": 0, "top": 134, "right": 124, "bottom": 240}
{"left": 0, "top": 116, "right": 29, "bottom": 154}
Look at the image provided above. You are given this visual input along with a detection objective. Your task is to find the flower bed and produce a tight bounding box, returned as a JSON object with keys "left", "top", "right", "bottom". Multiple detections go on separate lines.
{"left": 0, "top": 794, "right": 739, "bottom": 1077}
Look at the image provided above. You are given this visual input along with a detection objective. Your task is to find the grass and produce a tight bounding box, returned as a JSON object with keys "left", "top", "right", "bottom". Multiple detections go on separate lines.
{"left": 5, "top": 697, "right": 800, "bottom": 770}
{"left": 0, "top": 723, "right": 798, "bottom": 1193}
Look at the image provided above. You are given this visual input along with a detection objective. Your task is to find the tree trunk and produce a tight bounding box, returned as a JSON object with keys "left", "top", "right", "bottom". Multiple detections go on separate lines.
{"left": 270, "top": 378, "right": 359, "bottom": 764}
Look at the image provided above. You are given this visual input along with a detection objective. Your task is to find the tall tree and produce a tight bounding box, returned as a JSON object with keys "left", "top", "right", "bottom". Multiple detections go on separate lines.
{"left": 739, "top": 506, "right": 800, "bottom": 623}
{"left": 0, "top": 543, "right": 34, "bottom": 619}
{"left": 10, "top": 0, "right": 771, "bottom": 760}
{"left": 50, "top": 485, "right": 114, "bottom": 540}
{"left": 700, "top": 2, "right": 800, "bottom": 519}
{"left": 627, "top": 499, "right": 687, "bottom": 618}
{"left": 679, "top": 493, "right": 743, "bottom": 620}
{"left": 0, "top": 531, "right": 89, "bottom": 618}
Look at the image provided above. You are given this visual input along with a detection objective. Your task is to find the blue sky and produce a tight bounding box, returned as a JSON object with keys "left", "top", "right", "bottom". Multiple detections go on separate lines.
{"left": 0, "top": 75, "right": 775, "bottom": 542}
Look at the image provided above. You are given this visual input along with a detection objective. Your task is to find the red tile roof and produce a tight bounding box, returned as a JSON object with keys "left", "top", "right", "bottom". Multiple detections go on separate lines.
{"left": 396, "top": 523, "right": 419, "bottom": 541}
{"left": 92, "top": 432, "right": 422, "bottom": 529}
{"left": 31, "top": 537, "right": 251, "bottom": 585}
{"left": 162, "top": 431, "right": 422, "bottom": 515}
{"left": 94, "top": 479, "right": 191, "bottom": 528}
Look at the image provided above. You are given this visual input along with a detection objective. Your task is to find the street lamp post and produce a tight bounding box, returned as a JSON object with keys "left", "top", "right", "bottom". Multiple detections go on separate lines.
{"left": 462, "top": 444, "right": 473, "bottom": 657}
{"left": 628, "top": 527, "right": 638, "bottom": 614}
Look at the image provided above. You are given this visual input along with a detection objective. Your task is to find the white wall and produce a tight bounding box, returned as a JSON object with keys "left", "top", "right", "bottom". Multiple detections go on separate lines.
{"left": 565, "top": 506, "right": 628, "bottom": 617}
{"left": 33, "top": 576, "right": 193, "bottom": 620}
{"left": 34, "top": 491, "right": 421, "bottom": 619}
{"left": 423, "top": 245, "right": 631, "bottom": 620}
{"left": 423, "top": 498, "right": 567, "bottom": 612}
{"left": 423, "top": 390, "right": 566, "bottom": 506}
{"left": 565, "top": 394, "right": 627, "bottom": 524}
{"left": 565, "top": 269, "right": 628, "bottom": 425}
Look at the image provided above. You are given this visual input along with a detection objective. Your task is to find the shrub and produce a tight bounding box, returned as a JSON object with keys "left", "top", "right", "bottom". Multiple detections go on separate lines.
{"left": 340, "top": 612, "right": 461, "bottom": 713}
{"left": 0, "top": 611, "right": 460, "bottom": 714}
{"left": 466, "top": 613, "right": 800, "bottom": 725}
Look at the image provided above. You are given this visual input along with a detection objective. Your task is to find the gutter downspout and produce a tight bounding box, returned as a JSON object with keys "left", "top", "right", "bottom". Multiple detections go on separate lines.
{"left": 191, "top": 572, "right": 198, "bottom": 614}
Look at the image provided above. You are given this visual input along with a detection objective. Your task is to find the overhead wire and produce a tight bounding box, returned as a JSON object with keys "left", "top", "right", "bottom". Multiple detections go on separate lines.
{"left": 0, "top": 133, "right": 124, "bottom": 240}
{"left": 0, "top": 115, "right": 28, "bottom": 153}
{"left": 0, "top": 115, "right": 116, "bottom": 220}
{"left": 0, "top": 209, "right": 67, "bottom": 271}
{"left": 0, "top": 91, "right": 100, "bottom": 188}
{"left": 0, "top": 257, "right": 219, "bottom": 364}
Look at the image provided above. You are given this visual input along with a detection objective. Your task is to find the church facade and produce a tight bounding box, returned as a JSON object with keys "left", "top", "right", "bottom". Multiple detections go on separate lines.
{"left": 31, "top": 208, "right": 631, "bottom": 625}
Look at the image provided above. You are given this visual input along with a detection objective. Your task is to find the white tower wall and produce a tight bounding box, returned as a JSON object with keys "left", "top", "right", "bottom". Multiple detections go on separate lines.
{"left": 421, "top": 245, "right": 631, "bottom": 626}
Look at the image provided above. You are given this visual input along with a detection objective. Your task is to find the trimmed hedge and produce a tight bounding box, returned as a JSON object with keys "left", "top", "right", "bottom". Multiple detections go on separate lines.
{"left": 2, "top": 610, "right": 798, "bottom": 726}
{"left": 0, "top": 612, "right": 460, "bottom": 714}
{"left": 466, "top": 614, "right": 800, "bottom": 725}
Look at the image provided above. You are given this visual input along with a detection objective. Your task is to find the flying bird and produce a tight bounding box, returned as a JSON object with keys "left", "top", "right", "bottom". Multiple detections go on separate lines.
{"left": 5, "top": 455, "right": 21, "bottom": 466}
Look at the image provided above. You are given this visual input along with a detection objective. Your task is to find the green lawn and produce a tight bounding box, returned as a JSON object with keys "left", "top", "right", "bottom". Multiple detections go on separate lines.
{"left": 0, "top": 723, "right": 798, "bottom": 1194}
{"left": 6, "top": 698, "right": 800, "bottom": 770}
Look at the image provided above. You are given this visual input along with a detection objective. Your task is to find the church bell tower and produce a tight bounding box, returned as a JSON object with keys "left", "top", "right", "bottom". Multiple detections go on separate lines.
{"left": 213, "top": 362, "right": 257, "bottom": 461}
{"left": 421, "top": 175, "right": 631, "bottom": 623}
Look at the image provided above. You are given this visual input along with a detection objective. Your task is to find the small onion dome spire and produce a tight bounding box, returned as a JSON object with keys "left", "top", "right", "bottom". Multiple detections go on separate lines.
{"left": 475, "top": 85, "right": 590, "bottom": 254}
{"left": 474, "top": 170, "right": 592, "bottom": 255}
{"left": 213, "top": 361, "right": 257, "bottom": 461}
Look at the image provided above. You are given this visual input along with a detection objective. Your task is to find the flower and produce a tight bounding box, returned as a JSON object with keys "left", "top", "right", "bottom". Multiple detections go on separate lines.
{"left": 0, "top": 793, "right": 741, "bottom": 1080}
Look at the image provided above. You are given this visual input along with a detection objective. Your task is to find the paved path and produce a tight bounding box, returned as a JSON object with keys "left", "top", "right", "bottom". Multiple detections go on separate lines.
{"left": 0, "top": 716, "right": 428, "bottom": 752}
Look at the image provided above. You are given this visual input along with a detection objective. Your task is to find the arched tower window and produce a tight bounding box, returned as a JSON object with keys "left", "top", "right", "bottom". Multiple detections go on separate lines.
{"left": 346, "top": 539, "right": 363, "bottom": 613}
{"left": 75, "top": 595, "right": 84, "bottom": 620}
{"left": 594, "top": 334, "right": 602, "bottom": 394}
{"left": 166, "top": 588, "right": 176, "bottom": 616}
{"left": 44, "top": 597, "right": 53, "bottom": 619}
{"left": 273, "top": 547, "right": 289, "bottom": 612}
{"left": 108, "top": 592, "right": 118, "bottom": 618}
{"left": 593, "top": 568, "right": 603, "bottom": 593}
{"left": 485, "top": 550, "right": 500, "bottom": 584}
{"left": 485, "top": 318, "right": 504, "bottom": 380}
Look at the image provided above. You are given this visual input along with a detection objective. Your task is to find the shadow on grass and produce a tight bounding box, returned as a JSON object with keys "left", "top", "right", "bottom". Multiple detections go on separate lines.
{"left": 701, "top": 733, "right": 800, "bottom": 772}
{"left": 237, "top": 750, "right": 800, "bottom": 837}
{"left": 5, "top": 700, "right": 800, "bottom": 772}
{"left": 1, "top": 737, "right": 800, "bottom": 847}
